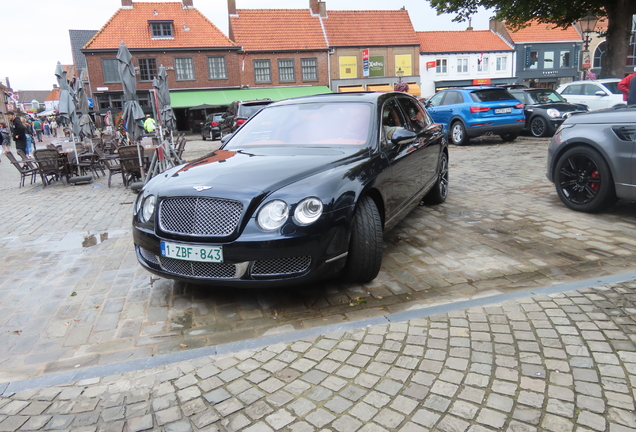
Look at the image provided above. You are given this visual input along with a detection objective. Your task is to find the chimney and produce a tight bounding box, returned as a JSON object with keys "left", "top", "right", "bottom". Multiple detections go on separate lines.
{"left": 310, "top": 0, "right": 319, "bottom": 15}
{"left": 182, "top": 0, "right": 193, "bottom": 8}
{"left": 490, "top": 19, "right": 513, "bottom": 44}
{"left": 318, "top": 1, "right": 327, "bottom": 18}
{"left": 121, "top": 0, "right": 133, "bottom": 7}
{"left": 228, "top": 0, "right": 236, "bottom": 15}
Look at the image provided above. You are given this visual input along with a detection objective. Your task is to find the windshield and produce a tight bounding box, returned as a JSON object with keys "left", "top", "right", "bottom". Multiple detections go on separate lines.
{"left": 225, "top": 102, "right": 372, "bottom": 148}
{"left": 526, "top": 90, "right": 566, "bottom": 104}
{"left": 601, "top": 81, "right": 621, "bottom": 94}
{"left": 238, "top": 103, "right": 271, "bottom": 119}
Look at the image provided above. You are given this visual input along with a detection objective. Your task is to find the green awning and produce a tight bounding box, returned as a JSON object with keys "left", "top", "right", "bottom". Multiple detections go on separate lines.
{"left": 171, "top": 86, "right": 333, "bottom": 109}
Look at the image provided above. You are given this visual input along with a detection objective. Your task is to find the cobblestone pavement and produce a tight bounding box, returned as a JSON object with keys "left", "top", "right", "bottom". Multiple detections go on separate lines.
{"left": 1, "top": 282, "right": 636, "bottom": 431}
{"left": 1, "top": 134, "right": 636, "bottom": 383}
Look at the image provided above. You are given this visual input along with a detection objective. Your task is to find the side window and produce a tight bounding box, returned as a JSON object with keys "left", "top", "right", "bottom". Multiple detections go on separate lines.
{"left": 562, "top": 84, "right": 582, "bottom": 95}
{"left": 397, "top": 97, "right": 430, "bottom": 133}
{"left": 381, "top": 98, "right": 408, "bottom": 145}
{"left": 427, "top": 92, "right": 444, "bottom": 107}
{"left": 583, "top": 84, "right": 602, "bottom": 95}
{"left": 441, "top": 91, "right": 463, "bottom": 106}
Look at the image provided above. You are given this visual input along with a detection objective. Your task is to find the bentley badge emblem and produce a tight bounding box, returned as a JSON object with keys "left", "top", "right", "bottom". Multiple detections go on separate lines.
{"left": 193, "top": 186, "right": 213, "bottom": 191}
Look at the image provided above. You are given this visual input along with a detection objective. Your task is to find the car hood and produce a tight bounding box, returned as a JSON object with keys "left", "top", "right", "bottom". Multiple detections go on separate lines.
{"left": 155, "top": 147, "right": 362, "bottom": 198}
{"left": 563, "top": 107, "right": 636, "bottom": 125}
{"left": 527, "top": 102, "right": 587, "bottom": 112}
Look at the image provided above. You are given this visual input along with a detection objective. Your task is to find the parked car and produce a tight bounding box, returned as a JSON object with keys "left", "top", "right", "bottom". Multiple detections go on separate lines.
{"left": 200, "top": 113, "right": 223, "bottom": 141}
{"left": 218, "top": 99, "right": 274, "bottom": 137}
{"left": 556, "top": 79, "right": 625, "bottom": 111}
{"left": 499, "top": 84, "right": 528, "bottom": 90}
{"left": 425, "top": 86, "right": 525, "bottom": 145}
{"left": 509, "top": 88, "right": 588, "bottom": 137}
{"left": 546, "top": 106, "right": 636, "bottom": 213}
{"left": 133, "top": 92, "right": 448, "bottom": 286}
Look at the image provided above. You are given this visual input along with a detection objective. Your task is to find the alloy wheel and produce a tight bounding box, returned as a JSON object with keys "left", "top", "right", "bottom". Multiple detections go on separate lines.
{"left": 558, "top": 154, "right": 600, "bottom": 205}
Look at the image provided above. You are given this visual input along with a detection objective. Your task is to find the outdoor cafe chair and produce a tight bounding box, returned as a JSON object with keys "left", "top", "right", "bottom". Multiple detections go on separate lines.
{"left": 16, "top": 149, "right": 38, "bottom": 170}
{"left": 5, "top": 151, "right": 38, "bottom": 187}
{"left": 95, "top": 146, "right": 122, "bottom": 188}
{"left": 67, "top": 152, "right": 101, "bottom": 179}
{"left": 117, "top": 145, "right": 143, "bottom": 187}
{"left": 33, "top": 149, "right": 67, "bottom": 187}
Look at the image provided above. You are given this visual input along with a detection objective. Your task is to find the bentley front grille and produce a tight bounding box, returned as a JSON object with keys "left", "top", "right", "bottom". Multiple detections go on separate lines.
{"left": 159, "top": 197, "right": 243, "bottom": 236}
{"left": 252, "top": 256, "right": 311, "bottom": 276}
{"left": 159, "top": 256, "right": 238, "bottom": 279}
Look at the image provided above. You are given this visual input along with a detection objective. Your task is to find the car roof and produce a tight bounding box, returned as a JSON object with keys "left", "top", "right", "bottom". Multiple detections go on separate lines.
{"left": 441, "top": 86, "right": 509, "bottom": 91}
{"left": 237, "top": 99, "right": 275, "bottom": 105}
{"left": 514, "top": 88, "right": 556, "bottom": 92}
{"left": 561, "top": 79, "right": 620, "bottom": 86}
{"left": 268, "top": 91, "right": 407, "bottom": 107}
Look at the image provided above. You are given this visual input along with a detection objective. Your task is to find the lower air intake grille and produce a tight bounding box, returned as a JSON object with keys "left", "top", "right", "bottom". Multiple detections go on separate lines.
{"left": 159, "top": 257, "right": 237, "bottom": 279}
{"left": 139, "top": 247, "right": 159, "bottom": 265}
{"left": 252, "top": 256, "right": 311, "bottom": 276}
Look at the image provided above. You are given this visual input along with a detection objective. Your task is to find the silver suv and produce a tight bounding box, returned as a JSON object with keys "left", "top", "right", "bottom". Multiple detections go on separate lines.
{"left": 546, "top": 106, "right": 636, "bottom": 212}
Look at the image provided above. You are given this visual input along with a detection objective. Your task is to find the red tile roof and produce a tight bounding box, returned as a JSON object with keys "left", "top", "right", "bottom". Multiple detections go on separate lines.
{"left": 505, "top": 20, "right": 582, "bottom": 42}
{"left": 323, "top": 10, "right": 419, "bottom": 47}
{"left": 84, "top": 2, "right": 235, "bottom": 50}
{"left": 45, "top": 88, "right": 60, "bottom": 102}
{"left": 417, "top": 30, "right": 512, "bottom": 53}
{"left": 231, "top": 10, "right": 328, "bottom": 51}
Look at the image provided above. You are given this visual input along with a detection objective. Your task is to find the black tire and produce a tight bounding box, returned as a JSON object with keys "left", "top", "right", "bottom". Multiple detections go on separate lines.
{"left": 424, "top": 151, "right": 449, "bottom": 205}
{"left": 449, "top": 121, "right": 467, "bottom": 146}
{"left": 500, "top": 132, "right": 519, "bottom": 142}
{"left": 344, "top": 196, "right": 383, "bottom": 283}
{"left": 530, "top": 116, "right": 548, "bottom": 137}
{"left": 201, "top": 133, "right": 207, "bottom": 141}
{"left": 554, "top": 146, "right": 617, "bottom": 213}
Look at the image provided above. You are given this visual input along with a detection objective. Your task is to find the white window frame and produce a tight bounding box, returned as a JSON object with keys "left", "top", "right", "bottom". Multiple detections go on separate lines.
{"left": 456, "top": 57, "right": 468, "bottom": 74}
{"left": 496, "top": 56, "right": 507, "bottom": 72}
{"left": 436, "top": 58, "right": 448, "bottom": 74}
{"left": 478, "top": 56, "right": 489, "bottom": 73}
{"left": 174, "top": 57, "right": 195, "bottom": 81}
{"left": 207, "top": 56, "right": 227, "bottom": 80}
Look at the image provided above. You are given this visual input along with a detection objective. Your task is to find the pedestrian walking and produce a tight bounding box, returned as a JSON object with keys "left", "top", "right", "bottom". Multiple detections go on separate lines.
{"left": 6, "top": 111, "right": 27, "bottom": 156}
{"left": 50, "top": 118, "right": 58, "bottom": 137}
{"left": 33, "top": 117, "right": 43, "bottom": 142}
{"left": 43, "top": 118, "right": 51, "bottom": 136}
{"left": 0, "top": 122, "right": 10, "bottom": 160}
{"left": 24, "top": 118, "right": 35, "bottom": 157}
{"left": 618, "top": 67, "right": 636, "bottom": 105}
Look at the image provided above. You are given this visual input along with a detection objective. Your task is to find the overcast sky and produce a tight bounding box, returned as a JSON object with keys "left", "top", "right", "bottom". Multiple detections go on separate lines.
{"left": 1, "top": 0, "right": 493, "bottom": 91}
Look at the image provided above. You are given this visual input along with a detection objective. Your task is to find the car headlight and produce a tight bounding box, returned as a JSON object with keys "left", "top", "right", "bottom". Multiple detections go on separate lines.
{"left": 293, "top": 197, "right": 323, "bottom": 226}
{"left": 546, "top": 108, "right": 561, "bottom": 118}
{"left": 134, "top": 192, "right": 144, "bottom": 215}
{"left": 140, "top": 195, "right": 156, "bottom": 223}
{"left": 257, "top": 200, "right": 289, "bottom": 231}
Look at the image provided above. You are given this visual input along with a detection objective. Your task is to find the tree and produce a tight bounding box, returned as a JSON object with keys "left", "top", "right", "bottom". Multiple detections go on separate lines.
{"left": 427, "top": 0, "right": 636, "bottom": 78}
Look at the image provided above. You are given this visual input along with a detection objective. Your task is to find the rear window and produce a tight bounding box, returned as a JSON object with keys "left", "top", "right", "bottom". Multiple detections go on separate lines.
{"left": 239, "top": 103, "right": 272, "bottom": 118}
{"left": 470, "top": 89, "right": 515, "bottom": 102}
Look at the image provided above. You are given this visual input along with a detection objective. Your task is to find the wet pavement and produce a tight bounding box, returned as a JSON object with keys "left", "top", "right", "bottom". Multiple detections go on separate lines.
{"left": 1, "top": 132, "right": 636, "bottom": 388}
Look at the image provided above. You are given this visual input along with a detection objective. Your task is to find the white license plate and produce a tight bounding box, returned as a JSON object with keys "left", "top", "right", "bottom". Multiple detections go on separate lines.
{"left": 495, "top": 108, "right": 512, "bottom": 114}
{"left": 160, "top": 241, "right": 223, "bottom": 263}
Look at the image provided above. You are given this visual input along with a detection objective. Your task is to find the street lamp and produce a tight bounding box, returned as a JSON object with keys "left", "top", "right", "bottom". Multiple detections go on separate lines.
{"left": 396, "top": 67, "right": 404, "bottom": 83}
{"left": 580, "top": 11, "right": 598, "bottom": 80}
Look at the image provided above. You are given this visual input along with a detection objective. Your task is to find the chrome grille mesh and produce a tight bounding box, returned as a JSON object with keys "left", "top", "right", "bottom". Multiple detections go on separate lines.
{"left": 252, "top": 256, "right": 311, "bottom": 276}
{"left": 159, "top": 257, "right": 237, "bottom": 279}
{"left": 138, "top": 247, "right": 159, "bottom": 265}
{"left": 159, "top": 197, "right": 243, "bottom": 236}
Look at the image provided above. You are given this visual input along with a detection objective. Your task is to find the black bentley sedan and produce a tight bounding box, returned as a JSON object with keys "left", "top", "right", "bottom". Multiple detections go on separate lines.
{"left": 133, "top": 92, "right": 448, "bottom": 286}
{"left": 509, "top": 88, "right": 588, "bottom": 137}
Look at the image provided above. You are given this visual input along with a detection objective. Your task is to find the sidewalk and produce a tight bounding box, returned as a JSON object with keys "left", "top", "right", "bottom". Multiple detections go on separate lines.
{"left": 0, "top": 278, "right": 635, "bottom": 432}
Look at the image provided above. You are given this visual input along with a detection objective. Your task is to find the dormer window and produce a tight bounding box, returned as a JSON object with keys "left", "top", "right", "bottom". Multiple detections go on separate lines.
{"left": 150, "top": 21, "right": 174, "bottom": 38}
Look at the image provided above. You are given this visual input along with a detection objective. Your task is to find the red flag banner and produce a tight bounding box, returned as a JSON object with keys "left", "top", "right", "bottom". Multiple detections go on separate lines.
{"left": 426, "top": 61, "right": 436, "bottom": 69}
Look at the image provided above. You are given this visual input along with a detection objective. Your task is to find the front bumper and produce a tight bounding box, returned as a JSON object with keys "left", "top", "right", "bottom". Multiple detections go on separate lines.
{"left": 133, "top": 217, "right": 351, "bottom": 287}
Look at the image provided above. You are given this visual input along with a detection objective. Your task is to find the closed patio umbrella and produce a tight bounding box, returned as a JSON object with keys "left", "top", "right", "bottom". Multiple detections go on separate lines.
{"left": 55, "top": 62, "right": 79, "bottom": 136}
{"left": 154, "top": 65, "right": 176, "bottom": 131}
{"left": 116, "top": 41, "right": 146, "bottom": 181}
{"left": 76, "top": 69, "right": 96, "bottom": 141}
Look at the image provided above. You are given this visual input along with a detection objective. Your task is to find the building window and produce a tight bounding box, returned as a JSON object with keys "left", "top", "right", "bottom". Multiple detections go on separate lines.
{"left": 301, "top": 58, "right": 318, "bottom": 81}
{"left": 254, "top": 59, "right": 271, "bottom": 83}
{"left": 102, "top": 58, "right": 120, "bottom": 83}
{"left": 496, "top": 56, "right": 507, "bottom": 71}
{"left": 457, "top": 58, "right": 468, "bottom": 73}
{"left": 436, "top": 59, "right": 447, "bottom": 74}
{"left": 174, "top": 57, "right": 194, "bottom": 81}
{"left": 543, "top": 52, "right": 555, "bottom": 69}
{"left": 593, "top": 42, "right": 605, "bottom": 68}
{"left": 138, "top": 58, "right": 157, "bottom": 81}
{"left": 278, "top": 59, "right": 295, "bottom": 82}
{"left": 150, "top": 22, "right": 173, "bottom": 38}
{"left": 560, "top": 51, "right": 571, "bottom": 68}
{"left": 526, "top": 50, "right": 539, "bottom": 69}
{"left": 478, "top": 56, "right": 489, "bottom": 72}
{"left": 207, "top": 56, "right": 227, "bottom": 79}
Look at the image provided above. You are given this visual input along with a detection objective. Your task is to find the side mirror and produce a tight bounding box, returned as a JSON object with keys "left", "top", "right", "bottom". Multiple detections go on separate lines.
{"left": 595, "top": 91, "right": 608, "bottom": 97}
{"left": 390, "top": 128, "right": 417, "bottom": 145}
{"left": 221, "top": 133, "right": 233, "bottom": 145}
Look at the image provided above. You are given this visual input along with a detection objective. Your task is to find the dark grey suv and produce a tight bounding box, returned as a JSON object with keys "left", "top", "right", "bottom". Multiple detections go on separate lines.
{"left": 547, "top": 106, "right": 636, "bottom": 212}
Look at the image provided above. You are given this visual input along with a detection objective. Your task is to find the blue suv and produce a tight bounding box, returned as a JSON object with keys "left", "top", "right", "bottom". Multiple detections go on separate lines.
{"left": 425, "top": 86, "right": 525, "bottom": 145}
